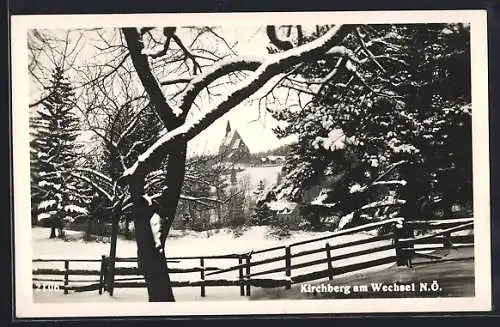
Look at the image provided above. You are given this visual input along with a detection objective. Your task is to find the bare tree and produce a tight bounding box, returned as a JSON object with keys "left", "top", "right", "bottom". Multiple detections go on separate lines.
{"left": 29, "top": 24, "right": 359, "bottom": 301}
{"left": 117, "top": 25, "right": 357, "bottom": 301}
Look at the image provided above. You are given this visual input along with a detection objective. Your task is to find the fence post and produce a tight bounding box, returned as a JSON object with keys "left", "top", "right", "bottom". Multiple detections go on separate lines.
{"left": 443, "top": 231, "right": 452, "bottom": 248}
{"left": 108, "top": 206, "right": 120, "bottom": 297}
{"left": 393, "top": 222, "right": 406, "bottom": 267}
{"left": 406, "top": 223, "right": 414, "bottom": 268}
{"left": 200, "top": 257, "right": 206, "bottom": 297}
{"left": 99, "top": 255, "right": 106, "bottom": 295}
{"left": 325, "top": 243, "right": 333, "bottom": 280}
{"left": 238, "top": 256, "right": 244, "bottom": 296}
{"left": 108, "top": 256, "right": 115, "bottom": 296}
{"left": 285, "top": 246, "right": 291, "bottom": 289}
{"left": 245, "top": 255, "right": 251, "bottom": 297}
{"left": 63, "top": 260, "right": 69, "bottom": 294}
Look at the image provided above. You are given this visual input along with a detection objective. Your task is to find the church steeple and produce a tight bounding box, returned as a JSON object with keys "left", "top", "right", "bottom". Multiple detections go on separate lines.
{"left": 218, "top": 120, "right": 250, "bottom": 163}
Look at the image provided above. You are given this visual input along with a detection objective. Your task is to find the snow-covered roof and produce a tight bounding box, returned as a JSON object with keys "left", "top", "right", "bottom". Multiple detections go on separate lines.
{"left": 267, "top": 155, "right": 285, "bottom": 161}
{"left": 268, "top": 199, "right": 298, "bottom": 214}
{"left": 219, "top": 125, "right": 250, "bottom": 162}
{"left": 232, "top": 138, "right": 241, "bottom": 150}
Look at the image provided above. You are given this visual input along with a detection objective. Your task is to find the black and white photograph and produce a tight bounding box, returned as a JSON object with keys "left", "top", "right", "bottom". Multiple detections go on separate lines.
{"left": 11, "top": 10, "right": 490, "bottom": 317}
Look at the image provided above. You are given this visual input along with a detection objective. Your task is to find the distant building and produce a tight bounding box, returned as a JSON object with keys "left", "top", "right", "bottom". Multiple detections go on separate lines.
{"left": 267, "top": 199, "right": 301, "bottom": 225}
{"left": 218, "top": 122, "right": 251, "bottom": 163}
{"left": 260, "top": 155, "right": 286, "bottom": 165}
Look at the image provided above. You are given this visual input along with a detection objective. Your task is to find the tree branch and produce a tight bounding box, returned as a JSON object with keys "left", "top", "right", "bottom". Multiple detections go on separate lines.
{"left": 171, "top": 33, "right": 201, "bottom": 75}
{"left": 177, "top": 57, "right": 262, "bottom": 118}
{"left": 121, "top": 28, "right": 181, "bottom": 129}
{"left": 266, "top": 26, "right": 294, "bottom": 51}
{"left": 73, "top": 167, "right": 113, "bottom": 184}
{"left": 122, "top": 24, "right": 353, "bottom": 179}
{"left": 29, "top": 93, "right": 51, "bottom": 108}
{"left": 115, "top": 101, "right": 152, "bottom": 147}
{"left": 70, "top": 172, "right": 113, "bottom": 202}
{"left": 143, "top": 27, "right": 176, "bottom": 59}
{"left": 160, "top": 77, "right": 192, "bottom": 86}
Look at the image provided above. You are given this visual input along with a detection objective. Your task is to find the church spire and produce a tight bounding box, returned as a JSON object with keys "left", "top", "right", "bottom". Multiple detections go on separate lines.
{"left": 226, "top": 121, "right": 231, "bottom": 135}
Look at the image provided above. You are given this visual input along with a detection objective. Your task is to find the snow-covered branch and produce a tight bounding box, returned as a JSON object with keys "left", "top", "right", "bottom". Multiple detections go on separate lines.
{"left": 177, "top": 57, "right": 262, "bottom": 117}
{"left": 372, "top": 160, "right": 407, "bottom": 184}
{"left": 360, "top": 199, "right": 406, "bottom": 211}
{"left": 73, "top": 168, "right": 113, "bottom": 185}
{"left": 123, "top": 24, "right": 353, "bottom": 178}
{"left": 69, "top": 172, "right": 113, "bottom": 202}
{"left": 371, "top": 180, "right": 407, "bottom": 187}
{"left": 29, "top": 93, "right": 51, "bottom": 108}
{"left": 287, "top": 57, "right": 344, "bottom": 85}
{"left": 144, "top": 192, "right": 220, "bottom": 208}
{"left": 179, "top": 195, "right": 221, "bottom": 207}
{"left": 355, "top": 27, "right": 386, "bottom": 72}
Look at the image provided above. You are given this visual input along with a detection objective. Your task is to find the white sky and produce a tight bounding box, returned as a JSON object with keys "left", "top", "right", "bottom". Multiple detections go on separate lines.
{"left": 30, "top": 26, "right": 299, "bottom": 158}
{"left": 183, "top": 26, "right": 297, "bottom": 157}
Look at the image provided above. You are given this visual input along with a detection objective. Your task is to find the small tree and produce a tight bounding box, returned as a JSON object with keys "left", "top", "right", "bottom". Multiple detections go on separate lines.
{"left": 255, "top": 180, "right": 265, "bottom": 195}
{"left": 252, "top": 202, "right": 274, "bottom": 226}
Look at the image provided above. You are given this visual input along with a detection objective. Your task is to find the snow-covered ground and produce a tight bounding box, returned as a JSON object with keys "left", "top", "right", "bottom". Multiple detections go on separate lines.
{"left": 236, "top": 164, "right": 282, "bottom": 191}
{"left": 32, "top": 226, "right": 395, "bottom": 302}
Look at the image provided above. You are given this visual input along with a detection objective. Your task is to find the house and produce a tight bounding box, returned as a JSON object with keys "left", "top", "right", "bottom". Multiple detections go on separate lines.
{"left": 260, "top": 155, "right": 286, "bottom": 165}
{"left": 218, "top": 122, "right": 251, "bottom": 163}
{"left": 266, "top": 155, "right": 286, "bottom": 164}
{"left": 267, "top": 199, "right": 301, "bottom": 225}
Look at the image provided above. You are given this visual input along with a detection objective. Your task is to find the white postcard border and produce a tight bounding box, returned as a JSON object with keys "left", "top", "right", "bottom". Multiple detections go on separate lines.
{"left": 11, "top": 10, "right": 491, "bottom": 318}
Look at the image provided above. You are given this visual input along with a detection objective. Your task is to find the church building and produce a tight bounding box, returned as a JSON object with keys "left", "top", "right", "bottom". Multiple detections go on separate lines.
{"left": 218, "top": 121, "right": 251, "bottom": 163}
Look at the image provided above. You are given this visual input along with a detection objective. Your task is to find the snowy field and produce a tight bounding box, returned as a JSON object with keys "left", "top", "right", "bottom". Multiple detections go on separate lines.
{"left": 236, "top": 164, "right": 282, "bottom": 190}
{"left": 32, "top": 226, "right": 396, "bottom": 303}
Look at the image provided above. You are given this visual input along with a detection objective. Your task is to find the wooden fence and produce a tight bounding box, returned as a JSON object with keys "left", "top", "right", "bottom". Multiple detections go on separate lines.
{"left": 32, "top": 217, "right": 474, "bottom": 297}
{"left": 402, "top": 218, "right": 474, "bottom": 267}
{"left": 33, "top": 258, "right": 104, "bottom": 294}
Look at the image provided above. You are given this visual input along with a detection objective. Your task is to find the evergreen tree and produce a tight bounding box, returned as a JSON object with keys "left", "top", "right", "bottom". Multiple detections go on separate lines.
{"left": 30, "top": 67, "right": 89, "bottom": 238}
{"left": 268, "top": 24, "right": 472, "bottom": 225}
{"left": 254, "top": 180, "right": 265, "bottom": 195}
{"left": 252, "top": 202, "right": 274, "bottom": 226}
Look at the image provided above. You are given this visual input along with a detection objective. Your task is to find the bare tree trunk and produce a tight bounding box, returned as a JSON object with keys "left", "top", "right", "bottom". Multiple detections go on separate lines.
{"left": 85, "top": 218, "right": 92, "bottom": 241}
{"left": 49, "top": 215, "right": 63, "bottom": 239}
{"left": 161, "top": 144, "right": 187, "bottom": 225}
{"left": 129, "top": 175, "right": 175, "bottom": 302}
{"left": 124, "top": 217, "right": 131, "bottom": 240}
{"left": 117, "top": 24, "right": 354, "bottom": 302}
{"left": 49, "top": 225, "right": 56, "bottom": 238}
{"left": 31, "top": 211, "right": 38, "bottom": 226}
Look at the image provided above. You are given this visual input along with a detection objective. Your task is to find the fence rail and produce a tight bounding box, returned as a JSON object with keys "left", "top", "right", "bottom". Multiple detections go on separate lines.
{"left": 33, "top": 217, "right": 474, "bottom": 297}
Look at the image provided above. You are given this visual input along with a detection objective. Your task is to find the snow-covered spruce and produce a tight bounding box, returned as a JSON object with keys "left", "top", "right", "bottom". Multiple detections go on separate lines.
{"left": 30, "top": 67, "right": 92, "bottom": 238}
